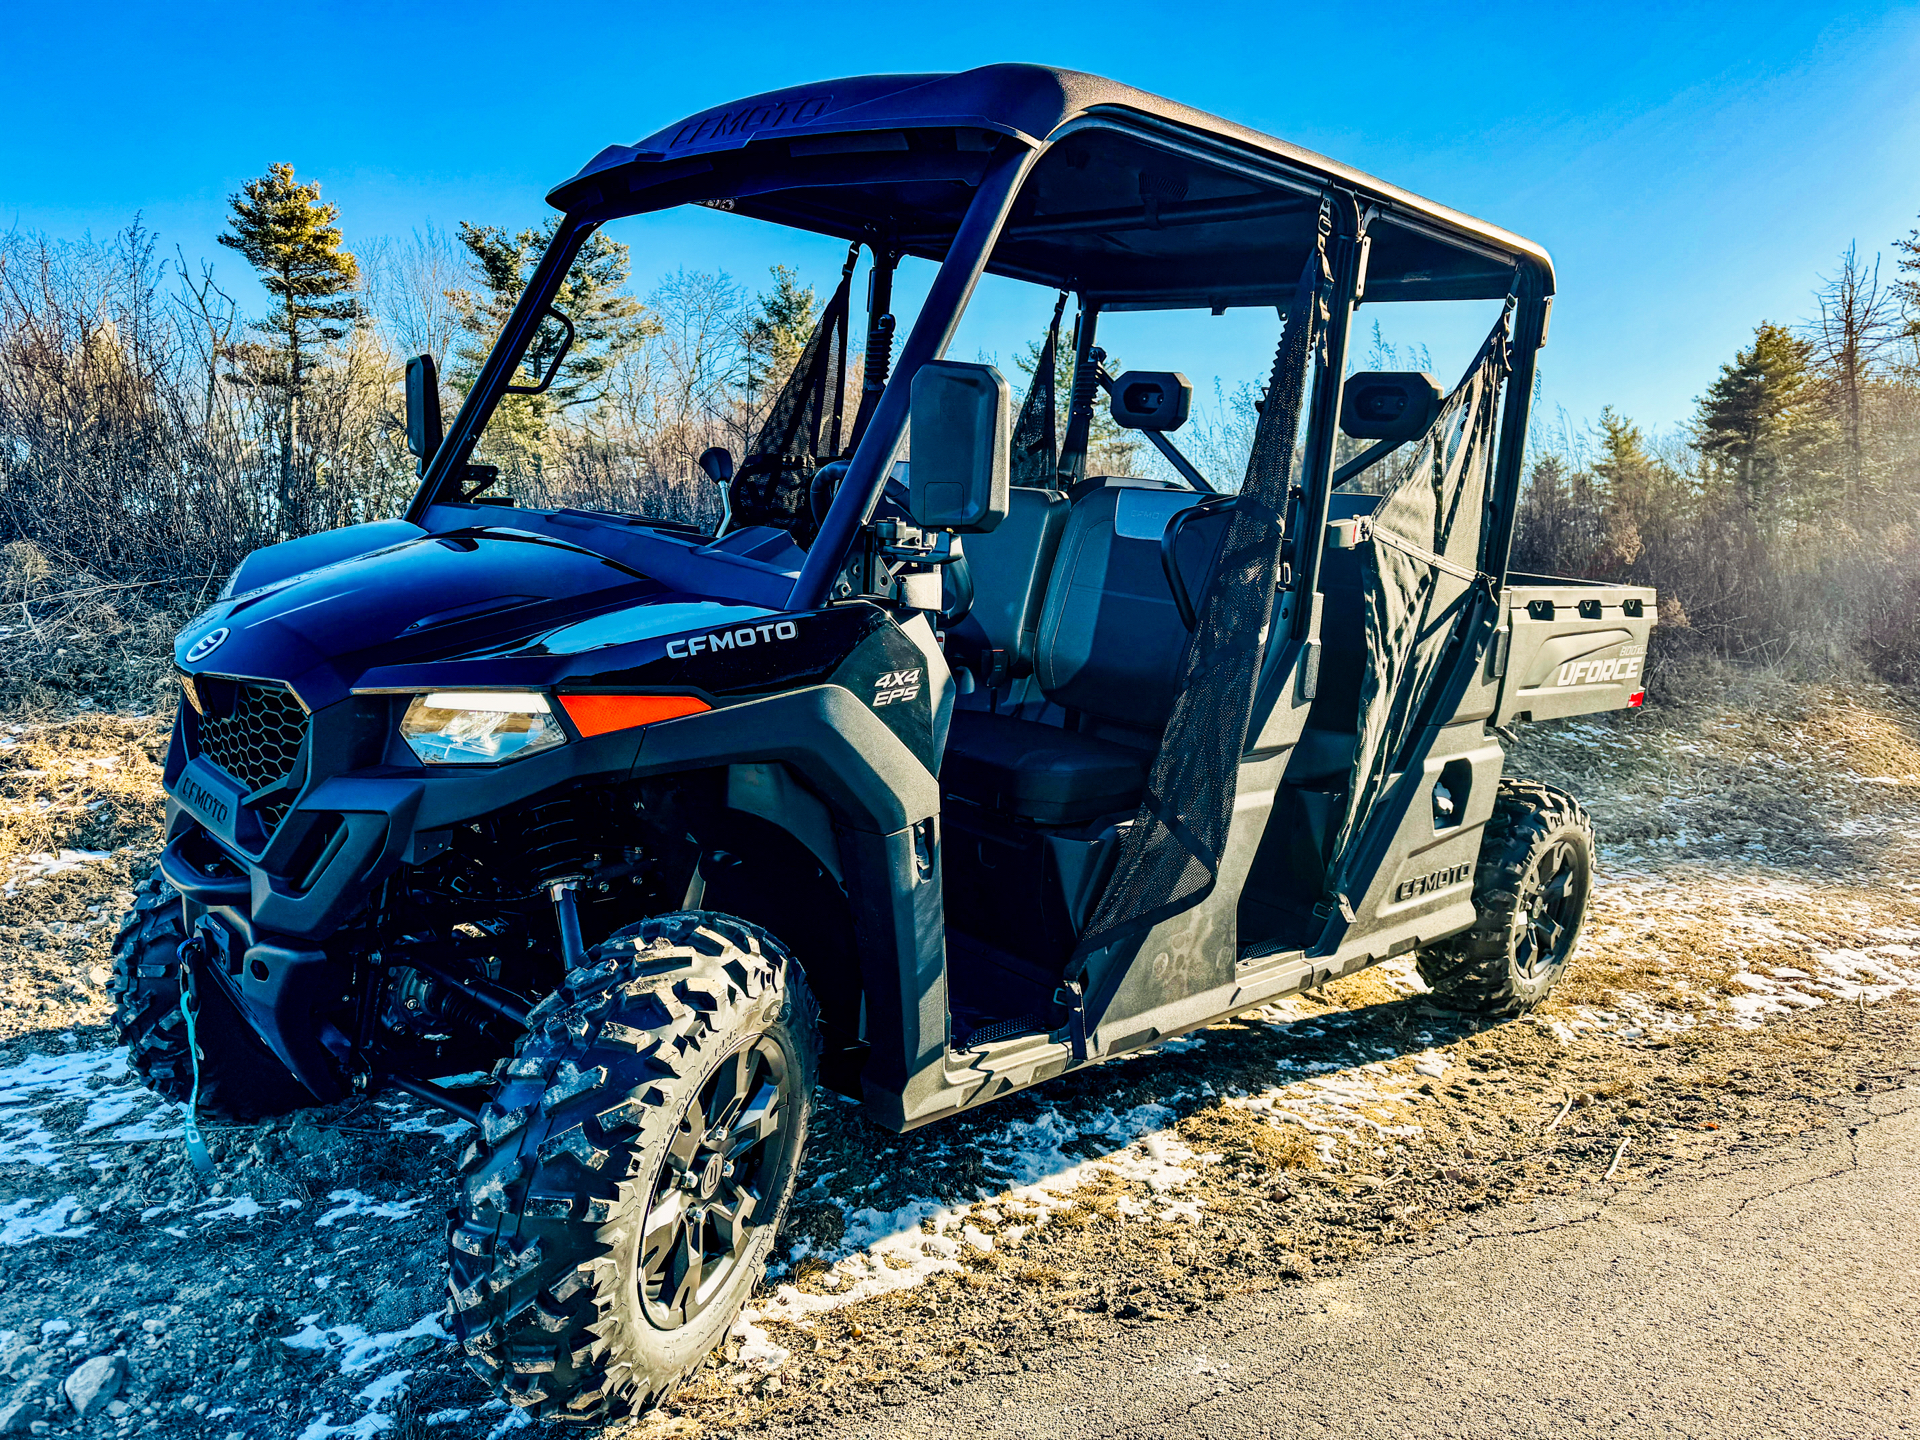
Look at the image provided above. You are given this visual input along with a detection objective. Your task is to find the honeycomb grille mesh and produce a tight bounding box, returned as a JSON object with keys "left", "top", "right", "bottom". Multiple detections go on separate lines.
{"left": 194, "top": 682, "right": 308, "bottom": 828}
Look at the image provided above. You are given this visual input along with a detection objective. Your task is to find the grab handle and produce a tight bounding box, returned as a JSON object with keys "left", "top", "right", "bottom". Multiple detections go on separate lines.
{"left": 1160, "top": 496, "right": 1234, "bottom": 630}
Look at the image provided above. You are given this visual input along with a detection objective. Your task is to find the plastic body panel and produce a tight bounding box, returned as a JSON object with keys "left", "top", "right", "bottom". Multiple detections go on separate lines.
{"left": 1495, "top": 575, "right": 1657, "bottom": 723}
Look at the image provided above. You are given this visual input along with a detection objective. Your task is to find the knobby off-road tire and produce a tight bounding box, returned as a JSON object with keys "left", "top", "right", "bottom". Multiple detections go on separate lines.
{"left": 448, "top": 911, "right": 819, "bottom": 1423}
{"left": 108, "top": 871, "right": 312, "bottom": 1122}
{"left": 1417, "top": 780, "right": 1595, "bottom": 1016}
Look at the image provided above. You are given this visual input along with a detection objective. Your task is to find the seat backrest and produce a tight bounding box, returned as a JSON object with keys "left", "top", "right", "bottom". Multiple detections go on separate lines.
{"left": 1034, "top": 486, "right": 1226, "bottom": 732}
{"left": 944, "top": 485, "right": 1068, "bottom": 677}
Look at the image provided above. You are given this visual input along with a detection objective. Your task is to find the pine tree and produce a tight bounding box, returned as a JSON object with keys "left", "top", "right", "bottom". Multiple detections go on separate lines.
{"left": 448, "top": 219, "right": 653, "bottom": 408}
{"left": 1694, "top": 323, "right": 1829, "bottom": 525}
{"left": 1591, "top": 408, "right": 1664, "bottom": 570}
{"left": 740, "top": 265, "right": 817, "bottom": 405}
{"left": 217, "top": 163, "right": 361, "bottom": 519}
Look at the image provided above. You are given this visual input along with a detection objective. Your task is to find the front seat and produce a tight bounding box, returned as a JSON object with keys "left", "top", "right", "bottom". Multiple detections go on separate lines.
{"left": 943, "top": 485, "right": 1069, "bottom": 690}
{"left": 942, "top": 486, "right": 1228, "bottom": 826}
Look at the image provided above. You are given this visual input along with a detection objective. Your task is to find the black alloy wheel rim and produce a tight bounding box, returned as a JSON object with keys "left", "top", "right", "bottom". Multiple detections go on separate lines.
{"left": 635, "top": 1036, "right": 793, "bottom": 1330}
{"left": 1516, "top": 839, "right": 1584, "bottom": 979}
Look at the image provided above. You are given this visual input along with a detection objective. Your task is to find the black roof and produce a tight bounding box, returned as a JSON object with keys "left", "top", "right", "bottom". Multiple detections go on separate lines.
{"left": 550, "top": 65, "right": 1551, "bottom": 308}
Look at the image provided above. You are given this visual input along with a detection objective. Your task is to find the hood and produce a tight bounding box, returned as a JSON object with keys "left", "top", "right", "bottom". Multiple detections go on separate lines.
{"left": 175, "top": 529, "right": 668, "bottom": 708}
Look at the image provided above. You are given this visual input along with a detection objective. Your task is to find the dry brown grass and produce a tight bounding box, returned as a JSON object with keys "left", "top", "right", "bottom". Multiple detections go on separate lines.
{"left": 1178, "top": 1105, "right": 1320, "bottom": 1172}
{"left": 0, "top": 541, "right": 199, "bottom": 717}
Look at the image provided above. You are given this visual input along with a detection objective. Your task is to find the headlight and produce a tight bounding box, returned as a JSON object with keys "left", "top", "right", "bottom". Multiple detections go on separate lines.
{"left": 400, "top": 690, "right": 565, "bottom": 765}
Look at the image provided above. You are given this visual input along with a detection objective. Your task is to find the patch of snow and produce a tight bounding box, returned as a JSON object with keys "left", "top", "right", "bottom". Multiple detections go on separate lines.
{"left": 731, "top": 1312, "right": 791, "bottom": 1372}
{"left": 1, "top": 848, "right": 112, "bottom": 895}
{"left": 317, "top": 1190, "right": 424, "bottom": 1226}
{"left": 109, "top": 1116, "right": 184, "bottom": 1143}
{"left": 196, "top": 1195, "right": 265, "bottom": 1222}
{"left": 0, "top": 1117, "right": 63, "bottom": 1168}
{"left": 1144, "top": 1034, "right": 1206, "bottom": 1055}
{"left": 282, "top": 1310, "right": 450, "bottom": 1375}
{"left": 0, "top": 1044, "right": 127, "bottom": 1109}
{"left": 745, "top": 1100, "right": 1212, "bottom": 1351}
{"left": 387, "top": 1112, "right": 472, "bottom": 1143}
{"left": 76, "top": 1096, "right": 143, "bottom": 1135}
{"left": 0, "top": 1196, "right": 93, "bottom": 1246}
{"left": 299, "top": 1377, "right": 415, "bottom": 1441}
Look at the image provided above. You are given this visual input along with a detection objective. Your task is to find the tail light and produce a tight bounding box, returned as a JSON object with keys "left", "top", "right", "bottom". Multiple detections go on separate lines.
{"left": 1628, "top": 689, "right": 1645, "bottom": 708}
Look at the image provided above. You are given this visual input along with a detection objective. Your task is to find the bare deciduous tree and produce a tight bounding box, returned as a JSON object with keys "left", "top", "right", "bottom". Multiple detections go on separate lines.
{"left": 1807, "top": 242, "right": 1901, "bottom": 497}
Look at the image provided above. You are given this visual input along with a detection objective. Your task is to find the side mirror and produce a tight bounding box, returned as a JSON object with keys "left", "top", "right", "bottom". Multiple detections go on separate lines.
{"left": 697, "top": 446, "right": 735, "bottom": 484}
{"left": 1109, "top": 370, "right": 1192, "bottom": 432}
{"left": 1340, "top": 371, "right": 1444, "bottom": 442}
{"left": 908, "top": 360, "right": 1009, "bottom": 534}
{"left": 406, "top": 355, "right": 443, "bottom": 472}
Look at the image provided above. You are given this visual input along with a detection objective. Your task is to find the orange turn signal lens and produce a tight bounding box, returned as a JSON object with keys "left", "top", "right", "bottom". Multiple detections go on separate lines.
{"left": 559, "top": 693, "right": 710, "bottom": 738}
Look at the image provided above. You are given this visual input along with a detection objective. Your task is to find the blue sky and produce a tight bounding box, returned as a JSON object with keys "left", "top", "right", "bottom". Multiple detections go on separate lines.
{"left": 4, "top": 0, "right": 1914, "bottom": 440}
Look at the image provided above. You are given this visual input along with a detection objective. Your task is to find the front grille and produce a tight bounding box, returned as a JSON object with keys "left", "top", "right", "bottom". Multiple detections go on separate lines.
{"left": 195, "top": 681, "right": 309, "bottom": 828}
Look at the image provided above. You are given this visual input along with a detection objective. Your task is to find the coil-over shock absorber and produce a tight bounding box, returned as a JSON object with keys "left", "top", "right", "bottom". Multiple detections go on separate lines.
{"left": 508, "top": 794, "right": 596, "bottom": 972}
{"left": 515, "top": 794, "right": 592, "bottom": 890}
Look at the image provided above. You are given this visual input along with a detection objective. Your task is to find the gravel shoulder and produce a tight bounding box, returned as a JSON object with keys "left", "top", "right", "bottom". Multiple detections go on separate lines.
{"left": 0, "top": 670, "right": 1910, "bottom": 1441}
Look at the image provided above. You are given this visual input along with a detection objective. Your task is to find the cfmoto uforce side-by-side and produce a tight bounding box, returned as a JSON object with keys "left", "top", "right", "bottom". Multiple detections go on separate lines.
{"left": 116, "top": 66, "right": 1655, "bottom": 1419}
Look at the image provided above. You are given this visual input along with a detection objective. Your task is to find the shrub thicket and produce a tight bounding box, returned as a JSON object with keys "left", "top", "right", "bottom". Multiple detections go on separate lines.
{"left": 0, "top": 178, "right": 1912, "bottom": 710}
{"left": 1513, "top": 241, "right": 1918, "bottom": 688}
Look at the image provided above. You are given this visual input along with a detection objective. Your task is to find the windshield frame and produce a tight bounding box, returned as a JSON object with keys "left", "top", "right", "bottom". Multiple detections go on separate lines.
{"left": 404, "top": 217, "right": 597, "bottom": 524}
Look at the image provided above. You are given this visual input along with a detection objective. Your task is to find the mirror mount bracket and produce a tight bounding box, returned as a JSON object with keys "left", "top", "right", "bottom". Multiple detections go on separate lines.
{"left": 504, "top": 307, "right": 577, "bottom": 396}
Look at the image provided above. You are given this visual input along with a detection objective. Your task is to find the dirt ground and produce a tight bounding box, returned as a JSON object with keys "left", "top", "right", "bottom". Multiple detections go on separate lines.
{"left": 0, "top": 666, "right": 1912, "bottom": 1441}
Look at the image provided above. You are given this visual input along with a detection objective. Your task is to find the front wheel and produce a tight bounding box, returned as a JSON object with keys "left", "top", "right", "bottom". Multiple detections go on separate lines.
{"left": 1417, "top": 780, "right": 1595, "bottom": 1016}
{"left": 447, "top": 911, "right": 818, "bottom": 1423}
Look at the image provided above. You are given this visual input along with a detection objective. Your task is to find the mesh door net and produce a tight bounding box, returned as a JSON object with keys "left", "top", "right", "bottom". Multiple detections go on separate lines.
{"left": 728, "top": 246, "right": 858, "bottom": 544}
{"left": 1073, "top": 211, "right": 1332, "bottom": 964}
{"left": 1011, "top": 291, "right": 1070, "bottom": 489}
{"left": 1326, "top": 313, "right": 1511, "bottom": 913}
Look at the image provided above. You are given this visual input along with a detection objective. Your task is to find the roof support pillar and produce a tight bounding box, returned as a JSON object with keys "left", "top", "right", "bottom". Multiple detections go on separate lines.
{"left": 789, "top": 144, "right": 1041, "bottom": 613}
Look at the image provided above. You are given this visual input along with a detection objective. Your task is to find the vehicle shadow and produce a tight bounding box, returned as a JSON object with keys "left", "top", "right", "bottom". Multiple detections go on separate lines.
{"left": 782, "top": 986, "right": 1501, "bottom": 1258}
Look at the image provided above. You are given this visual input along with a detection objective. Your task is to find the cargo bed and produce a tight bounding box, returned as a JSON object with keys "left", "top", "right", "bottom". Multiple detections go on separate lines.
{"left": 1491, "top": 573, "right": 1657, "bottom": 724}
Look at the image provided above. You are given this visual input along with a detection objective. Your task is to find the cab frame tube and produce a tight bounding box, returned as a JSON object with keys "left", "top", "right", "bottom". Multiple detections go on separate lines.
{"left": 788, "top": 144, "right": 1040, "bottom": 612}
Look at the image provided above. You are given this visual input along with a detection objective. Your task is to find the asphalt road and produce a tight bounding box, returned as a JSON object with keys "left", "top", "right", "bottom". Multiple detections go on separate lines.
{"left": 854, "top": 1089, "right": 1920, "bottom": 1439}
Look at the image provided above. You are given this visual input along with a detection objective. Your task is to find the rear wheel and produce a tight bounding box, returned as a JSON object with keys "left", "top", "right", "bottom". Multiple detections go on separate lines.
{"left": 1417, "top": 780, "right": 1594, "bottom": 1016}
{"left": 447, "top": 910, "right": 818, "bottom": 1423}
{"left": 108, "top": 872, "right": 312, "bottom": 1122}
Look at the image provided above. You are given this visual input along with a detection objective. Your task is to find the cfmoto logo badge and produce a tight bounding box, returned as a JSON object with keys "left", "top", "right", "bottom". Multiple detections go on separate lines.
{"left": 184, "top": 627, "right": 229, "bottom": 663}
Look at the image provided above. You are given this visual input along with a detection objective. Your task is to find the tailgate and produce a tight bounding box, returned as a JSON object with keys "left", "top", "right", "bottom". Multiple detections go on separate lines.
{"left": 1493, "top": 574, "right": 1657, "bottom": 724}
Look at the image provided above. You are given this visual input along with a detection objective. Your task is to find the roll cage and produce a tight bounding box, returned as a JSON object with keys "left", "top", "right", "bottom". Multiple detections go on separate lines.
{"left": 406, "top": 63, "right": 1553, "bottom": 623}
